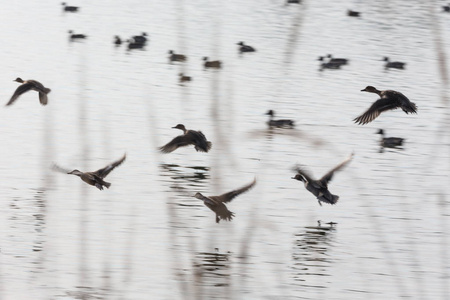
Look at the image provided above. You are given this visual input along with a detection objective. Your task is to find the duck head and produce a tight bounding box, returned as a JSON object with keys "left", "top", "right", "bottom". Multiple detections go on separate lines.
{"left": 376, "top": 129, "right": 384, "bottom": 135}
{"left": 237, "top": 41, "right": 244, "bottom": 46}
{"left": 265, "top": 110, "right": 275, "bottom": 116}
{"left": 68, "top": 169, "right": 83, "bottom": 176}
{"left": 292, "top": 174, "right": 305, "bottom": 182}
{"left": 13, "top": 77, "right": 24, "bottom": 83}
{"left": 203, "top": 57, "right": 209, "bottom": 61}
{"left": 193, "top": 192, "right": 204, "bottom": 199}
{"left": 172, "top": 124, "right": 187, "bottom": 132}
{"left": 361, "top": 86, "right": 379, "bottom": 93}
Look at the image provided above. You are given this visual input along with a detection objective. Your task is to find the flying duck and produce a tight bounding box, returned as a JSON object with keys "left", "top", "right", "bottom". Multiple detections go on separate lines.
{"left": 292, "top": 153, "right": 353, "bottom": 206}
{"left": 353, "top": 86, "right": 417, "bottom": 125}
{"left": 159, "top": 124, "right": 212, "bottom": 153}
{"left": 6, "top": 78, "right": 51, "bottom": 106}
{"left": 54, "top": 154, "right": 126, "bottom": 190}
{"left": 194, "top": 178, "right": 256, "bottom": 223}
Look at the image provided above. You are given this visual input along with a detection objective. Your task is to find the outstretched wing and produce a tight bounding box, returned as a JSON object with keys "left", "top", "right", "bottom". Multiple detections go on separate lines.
{"left": 5, "top": 83, "right": 34, "bottom": 106}
{"left": 51, "top": 163, "right": 72, "bottom": 174}
{"left": 217, "top": 178, "right": 257, "bottom": 203}
{"left": 320, "top": 153, "right": 353, "bottom": 185}
{"left": 353, "top": 98, "right": 399, "bottom": 125}
{"left": 95, "top": 153, "right": 127, "bottom": 178}
{"left": 159, "top": 135, "right": 192, "bottom": 153}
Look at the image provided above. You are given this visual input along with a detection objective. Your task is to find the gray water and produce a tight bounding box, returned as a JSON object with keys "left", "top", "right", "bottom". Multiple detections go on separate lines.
{"left": 1, "top": 0, "right": 449, "bottom": 299}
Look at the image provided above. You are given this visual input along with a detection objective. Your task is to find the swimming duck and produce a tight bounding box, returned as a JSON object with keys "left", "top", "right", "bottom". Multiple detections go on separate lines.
{"left": 353, "top": 86, "right": 417, "bottom": 125}
{"left": 6, "top": 78, "right": 51, "bottom": 106}
{"left": 292, "top": 153, "right": 353, "bottom": 206}
{"left": 326, "top": 54, "right": 348, "bottom": 65}
{"left": 68, "top": 30, "right": 87, "bottom": 39}
{"left": 61, "top": 2, "right": 79, "bottom": 12}
{"left": 376, "top": 129, "right": 404, "bottom": 148}
{"left": 383, "top": 57, "right": 405, "bottom": 69}
{"left": 130, "top": 32, "right": 148, "bottom": 45}
{"left": 265, "top": 110, "right": 295, "bottom": 128}
{"left": 319, "top": 61, "right": 342, "bottom": 70}
{"left": 127, "top": 40, "right": 145, "bottom": 50}
{"left": 194, "top": 178, "right": 256, "bottom": 223}
{"left": 287, "top": 0, "right": 301, "bottom": 3}
{"left": 54, "top": 154, "right": 126, "bottom": 190}
{"left": 203, "top": 57, "right": 222, "bottom": 68}
{"left": 237, "top": 41, "right": 256, "bottom": 53}
{"left": 114, "top": 36, "right": 122, "bottom": 45}
{"left": 159, "top": 124, "right": 212, "bottom": 153}
{"left": 169, "top": 50, "right": 187, "bottom": 62}
{"left": 347, "top": 10, "right": 360, "bottom": 17}
{"left": 179, "top": 73, "right": 192, "bottom": 83}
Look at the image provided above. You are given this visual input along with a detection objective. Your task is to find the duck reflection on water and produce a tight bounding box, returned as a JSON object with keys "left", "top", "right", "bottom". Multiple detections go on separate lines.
{"left": 292, "top": 221, "right": 337, "bottom": 284}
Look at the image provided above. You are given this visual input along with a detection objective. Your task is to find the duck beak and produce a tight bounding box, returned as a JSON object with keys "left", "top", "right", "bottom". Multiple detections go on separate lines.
{"left": 360, "top": 88, "right": 366, "bottom": 92}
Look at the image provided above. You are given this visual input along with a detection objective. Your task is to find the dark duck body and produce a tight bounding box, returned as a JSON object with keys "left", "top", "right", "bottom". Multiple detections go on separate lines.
{"left": 159, "top": 124, "right": 212, "bottom": 153}
{"left": 55, "top": 154, "right": 126, "bottom": 190}
{"left": 203, "top": 57, "right": 222, "bottom": 68}
{"left": 377, "top": 129, "right": 404, "bottom": 148}
{"left": 292, "top": 154, "right": 353, "bottom": 206}
{"left": 179, "top": 73, "right": 192, "bottom": 82}
{"left": 347, "top": 10, "right": 360, "bottom": 17}
{"left": 68, "top": 30, "right": 87, "bottom": 39}
{"left": 237, "top": 41, "right": 256, "bottom": 53}
{"left": 266, "top": 110, "right": 295, "bottom": 128}
{"left": 383, "top": 57, "right": 405, "bottom": 69}
{"left": 354, "top": 86, "right": 417, "bottom": 125}
{"left": 6, "top": 77, "right": 51, "bottom": 106}
{"left": 169, "top": 50, "right": 187, "bottom": 62}
{"left": 194, "top": 178, "right": 256, "bottom": 223}
{"left": 61, "top": 2, "right": 79, "bottom": 12}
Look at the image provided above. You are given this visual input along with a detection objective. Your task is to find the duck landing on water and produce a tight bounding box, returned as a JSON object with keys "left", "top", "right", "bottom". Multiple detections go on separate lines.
{"left": 5, "top": 78, "right": 51, "bottom": 106}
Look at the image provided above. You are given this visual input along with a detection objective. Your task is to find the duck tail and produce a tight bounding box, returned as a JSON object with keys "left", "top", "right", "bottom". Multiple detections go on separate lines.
{"left": 44, "top": 88, "right": 51, "bottom": 94}
{"left": 330, "top": 195, "right": 339, "bottom": 204}
{"left": 206, "top": 141, "right": 212, "bottom": 151}
{"left": 104, "top": 182, "right": 111, "bottom": 189}
{"left": 404, "top": 102, "right": 418, "bottom": 114}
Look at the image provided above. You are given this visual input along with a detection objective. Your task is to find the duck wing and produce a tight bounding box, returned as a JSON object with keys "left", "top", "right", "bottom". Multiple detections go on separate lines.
{"left": 51, "top": 163, "right": 72, "bottom": 174}
{"left": 216, "top": 178, "right": 257, "bottom": 203}
{"left": 187, "top": 130, "right": 212, "bottom": 152}
{"left": 39, "top": 92, "right": 48, "bottom": 105}
{"left": 353, "top": 98, "right": 401, "bottom": 125}
{"left": 94, "top": 154, "right": 126, "bottom": 178}
{"left": 5, "top": 83, "right": 34, "bottom": 106}
{"left": 159, "top": 135, "right": 193, "bottom": 153}
{"left": 319, "top": 153, "right": 353, "bottom": 185}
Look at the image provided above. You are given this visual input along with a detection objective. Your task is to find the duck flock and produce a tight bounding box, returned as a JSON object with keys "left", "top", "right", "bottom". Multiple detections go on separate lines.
{"left": 5, "top": 2, "right": 430, "bottom": 224}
